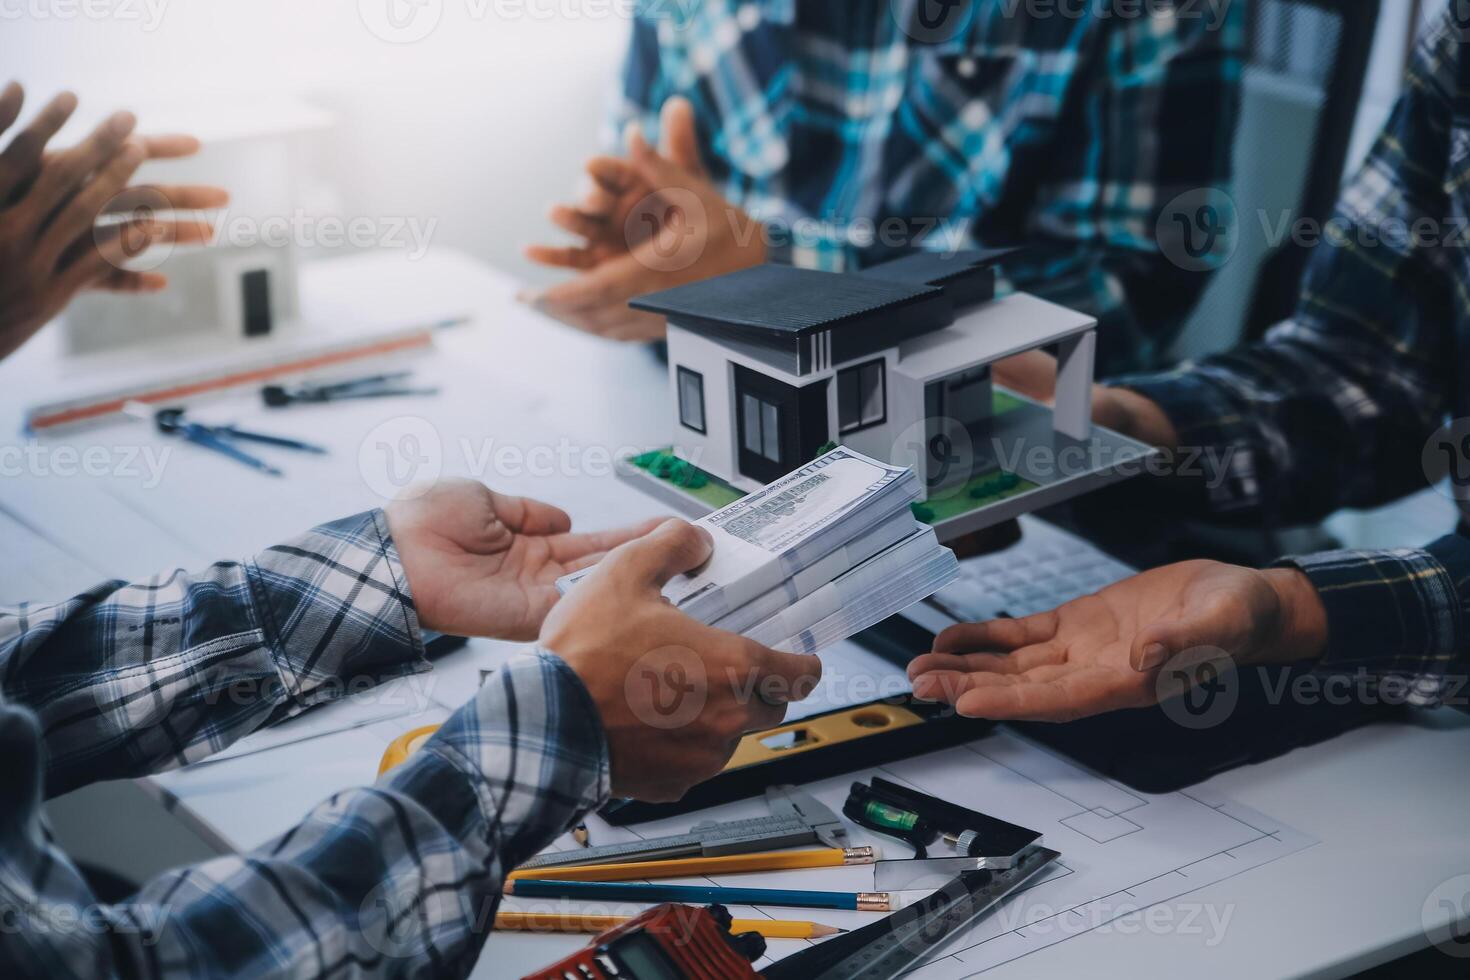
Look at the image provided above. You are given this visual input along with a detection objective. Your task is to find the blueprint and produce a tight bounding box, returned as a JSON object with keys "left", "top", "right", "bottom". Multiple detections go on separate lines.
{"left": 499, "top": 726, "right": 1316, "bottom": 977}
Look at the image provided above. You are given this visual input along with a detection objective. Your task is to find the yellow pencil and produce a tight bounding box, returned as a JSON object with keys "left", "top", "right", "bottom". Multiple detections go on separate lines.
{"left": 493, "top": 911, "right": 845, "bottom": 939}
{"left": 508, "top": 846, "right": 879, "bottom": 883}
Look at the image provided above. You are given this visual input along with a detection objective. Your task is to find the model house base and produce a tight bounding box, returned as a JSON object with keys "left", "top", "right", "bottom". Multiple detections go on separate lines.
{"left": 622, "top": 251, "right": 1160, "bottom": 539}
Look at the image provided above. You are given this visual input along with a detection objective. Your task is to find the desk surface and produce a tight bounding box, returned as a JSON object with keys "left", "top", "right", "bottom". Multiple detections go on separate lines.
{"left": 5, "top": 250, "right": 1470, "bottom": 979}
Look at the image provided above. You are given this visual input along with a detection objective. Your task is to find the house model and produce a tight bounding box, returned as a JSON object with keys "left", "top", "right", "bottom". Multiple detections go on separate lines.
{"left": 623, "top": 250, "right": 1157, "bottom": 541}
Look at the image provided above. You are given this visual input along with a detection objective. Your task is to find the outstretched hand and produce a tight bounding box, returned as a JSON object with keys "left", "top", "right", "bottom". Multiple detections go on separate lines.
{"left": 0, "top": 83, "right": 227, "bottom": 360}
{"left": 521, "top": 96, "right": 767, "bottom": 341}
{"left": 386, "top": 480, "right": 664, "bottom": 641}
{"left": 908, "top": 560, "right": 1327, "bottom": 722}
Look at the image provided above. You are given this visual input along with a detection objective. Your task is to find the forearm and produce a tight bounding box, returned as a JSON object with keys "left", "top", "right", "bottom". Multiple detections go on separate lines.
{"left": 2, "top": 652, "right": 609, "bottom": 979}
{"left": 0, "top": 510, "right": 427, "bottom": 796}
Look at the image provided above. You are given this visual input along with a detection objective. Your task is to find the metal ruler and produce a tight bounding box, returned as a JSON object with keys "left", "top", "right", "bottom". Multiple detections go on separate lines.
{"left": 763, "top": 845, "right": 1060, "bottom": 980}
{"left": 519, "top": 785, "right": 848, "bottom": 870}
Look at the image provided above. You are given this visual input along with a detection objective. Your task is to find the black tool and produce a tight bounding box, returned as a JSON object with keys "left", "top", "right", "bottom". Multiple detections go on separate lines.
{"left": 763, "top": 845, "right": 1060, "bottom": 980}
{"left": 154, "top": 407, "right": 327, "bottom": 476}
{"left": 262, "top": 371, "right": 439, "bottom": 407}
{"left": 843, "top": 777, "right": 1042, "bottom": 865}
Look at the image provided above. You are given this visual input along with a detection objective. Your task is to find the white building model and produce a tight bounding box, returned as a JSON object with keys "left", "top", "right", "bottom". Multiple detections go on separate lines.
{"left": 626, "top": 251, "right": 1156, "bottom": 540}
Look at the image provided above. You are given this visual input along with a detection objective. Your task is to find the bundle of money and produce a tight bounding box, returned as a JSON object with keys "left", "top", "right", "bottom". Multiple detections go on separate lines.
{"left": 558, "top": 447, "right": 959, "bottom": 654}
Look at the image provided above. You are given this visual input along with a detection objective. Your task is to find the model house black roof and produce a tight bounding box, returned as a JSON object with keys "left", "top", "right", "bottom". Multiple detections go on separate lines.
{"left": 631, "top": 250, "right": 1009, "bottom": 377}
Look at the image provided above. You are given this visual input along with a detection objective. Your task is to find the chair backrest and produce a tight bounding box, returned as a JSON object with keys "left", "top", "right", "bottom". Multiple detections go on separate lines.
{"left": 1171, "top": 0, "right": 1382, "bottom": 358}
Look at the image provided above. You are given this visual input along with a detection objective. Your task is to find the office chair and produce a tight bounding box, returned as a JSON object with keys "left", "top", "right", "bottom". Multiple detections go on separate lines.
{"left": 1173, "top": 0, "right": 1383, "bottom": 358}
{"left": 1241, "top": 0, "right": 1383, "bottom": 340}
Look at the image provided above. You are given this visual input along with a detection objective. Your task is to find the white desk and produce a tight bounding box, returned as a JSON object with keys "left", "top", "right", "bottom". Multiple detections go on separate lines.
{"left": 5, "top": 249, "right": 1470, "bottom": 979}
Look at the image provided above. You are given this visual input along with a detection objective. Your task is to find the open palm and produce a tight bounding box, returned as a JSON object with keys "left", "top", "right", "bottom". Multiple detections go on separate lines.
{"left": 386, "top": 480, "right": 663, "bottom": 641}
{"left": 908, "top": 560, "right": 1301, "bottom": 722}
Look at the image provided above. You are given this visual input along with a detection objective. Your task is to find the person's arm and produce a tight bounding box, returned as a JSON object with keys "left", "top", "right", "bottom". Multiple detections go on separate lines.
{"left": 2, "top": 521, "right": 823, "bottom": 978}
{"left": 1104, "top": 16, "right": 1460, "bottom": 525}
{"left": 0, "top": 481, "right": 661, "bottom": 798}
{"left": 0, "top": 510, "right": 425, "bottom": 797}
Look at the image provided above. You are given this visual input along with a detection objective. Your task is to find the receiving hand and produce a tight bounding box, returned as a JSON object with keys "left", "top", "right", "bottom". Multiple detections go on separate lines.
{"left": 521, "top": 96, "right": 768, "bottom": 341}
{"left": 907, "top": 560, "right": 1327, "bottom": 722}
{"left": 0, "top": 83, "right": 228, "bottom": 360}
{"left": 385, "top": 480, "right": 664, "bottom": 642}
{"left": 540, "top": 519, "right": 823, "bottom": 801}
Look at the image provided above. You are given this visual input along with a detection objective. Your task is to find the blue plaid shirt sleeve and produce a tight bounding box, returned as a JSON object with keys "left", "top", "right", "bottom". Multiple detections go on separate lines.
{"left": 1114, "top": 13, "right": 1470, "bottom": 706}
{"left": 610, "top": 1, "right": 1244, "bottom": 373}
{"left": 1, "top": 652, "right": 609, "bottom": 978}
{"left": 0, "top": 513, "right": 612, "bottom": 977}
{"left": 0, "top": 510, "right": 430, "bottom": 798}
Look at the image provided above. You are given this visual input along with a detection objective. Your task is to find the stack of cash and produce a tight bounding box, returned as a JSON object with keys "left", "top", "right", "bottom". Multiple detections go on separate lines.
{"left": 559, "top": 447, "right": 959, "bottom": 654}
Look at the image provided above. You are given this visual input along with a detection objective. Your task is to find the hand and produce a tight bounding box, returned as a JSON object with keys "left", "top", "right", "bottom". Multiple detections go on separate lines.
{"left": 540, "top": 519, "right": 823, "bottom": 801}
{"left": 521, "top": 96, "right": 768, "bottom": 341}
{"left": 385, "top": 480, "right": 664, "bottom": 642}
{"left": 0, "top": 83, "right": 228, "bottom": 360}
{"left": 990, "top": 349, "right": 1179, "bottom": 448}
{"left": 907, "top": 560, "right": 1327, "bottom": 722}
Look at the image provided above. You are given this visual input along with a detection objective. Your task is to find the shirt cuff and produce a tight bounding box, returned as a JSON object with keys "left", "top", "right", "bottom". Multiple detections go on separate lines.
{"left": 247, "top": 509, "right": 429, "bottom": 709}
{"left": 1111, "top": 368, "right": 1268, "bottom": 514}
{"left": 395, "top": 651, "right": 611, "bottom": 865}
{"left": 1277, "top": 535, "right": 1470, "bottom": 708}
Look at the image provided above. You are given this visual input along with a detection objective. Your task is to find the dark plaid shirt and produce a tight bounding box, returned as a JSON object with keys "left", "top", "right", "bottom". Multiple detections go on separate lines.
{"left": 0, "top": 511, "right": 609, "bottom": 978}
{"left": 1121, "top": 10, "right": 1470, "bottom": 710}
{"left": 615, "top": 0, "right": 1245, "bottom": 372}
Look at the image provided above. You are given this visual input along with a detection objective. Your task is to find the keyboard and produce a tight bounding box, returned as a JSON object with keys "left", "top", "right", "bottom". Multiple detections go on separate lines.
{"left": 928, "top": 516, "right": 1137, "bottom": 622}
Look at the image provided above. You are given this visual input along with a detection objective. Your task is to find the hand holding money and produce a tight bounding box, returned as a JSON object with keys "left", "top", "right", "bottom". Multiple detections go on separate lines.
{"left": 541, "top": 519, "right": 822, "bottom": 802}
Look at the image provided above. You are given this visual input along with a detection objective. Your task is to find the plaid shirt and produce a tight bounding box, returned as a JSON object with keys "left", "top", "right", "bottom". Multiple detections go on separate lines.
{"left": 615, "top": 0, "right": 1245, "bottom": 373}
{"left": 1120, "top": 9, "right": 1470, "bottom": 710}
{"left": 0, "top": 511, "right": 609, "bottom": 978}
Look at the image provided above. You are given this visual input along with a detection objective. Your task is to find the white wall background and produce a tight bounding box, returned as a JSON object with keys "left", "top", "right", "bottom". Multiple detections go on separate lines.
{"left": 1, "top": 0, "right": 632, "bottom": 285}
{"left": 0, "top": 1, "right": 1430, "bottom": 324}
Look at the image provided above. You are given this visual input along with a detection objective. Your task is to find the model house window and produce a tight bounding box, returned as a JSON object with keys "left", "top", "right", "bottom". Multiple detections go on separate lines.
{"left": 838, "top": 359, "right": 886, "bottom": 433}
{"left": 742, "top": 393, "right": 781, "bottom": 462}
{"left": 677, "top": 367, "right": 706, "bottom": 433}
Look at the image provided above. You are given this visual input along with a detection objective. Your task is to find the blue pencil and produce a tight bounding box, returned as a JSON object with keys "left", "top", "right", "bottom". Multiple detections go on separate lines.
{"left": 504, "top": 879, "right": 892, "bottom": 912}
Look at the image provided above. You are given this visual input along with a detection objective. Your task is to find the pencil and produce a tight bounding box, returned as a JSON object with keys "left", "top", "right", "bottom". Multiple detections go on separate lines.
{"left": 503, "top": 879, "right": 892, "bottom": 912}
{"left": 493, "top": 912, "right": 846, "bottom": 939}
{"left": 507, "top": 846, "right": 878, "bottom": 883}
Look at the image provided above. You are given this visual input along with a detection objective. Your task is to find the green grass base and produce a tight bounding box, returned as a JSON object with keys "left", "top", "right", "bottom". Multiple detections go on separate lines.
{"left": 629, "top": 449, "right": 747, "bottom": 511}
{"left": 911, "top": 469, "right": 1038, "bottom": 525}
